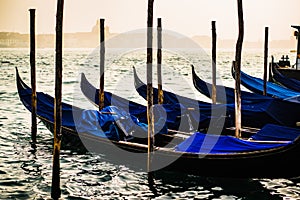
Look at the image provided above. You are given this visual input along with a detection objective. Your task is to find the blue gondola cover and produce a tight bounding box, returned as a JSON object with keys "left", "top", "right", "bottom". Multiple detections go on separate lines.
{"left": 175, "top": 130, "right": 292, "bottom": 154}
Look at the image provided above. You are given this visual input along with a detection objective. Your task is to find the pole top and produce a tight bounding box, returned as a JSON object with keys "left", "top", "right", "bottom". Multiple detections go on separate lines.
{"left": 157, "top": 18, "right": 161, "bottom": 27}
{"left": 291, "top": 25, "right": 300, "bottom": 30}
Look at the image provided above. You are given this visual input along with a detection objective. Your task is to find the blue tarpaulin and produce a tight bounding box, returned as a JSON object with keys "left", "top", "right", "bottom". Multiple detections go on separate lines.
{"left": 175, "top": 126, "right": 293, "bottom": 154}
{"left": 250, "top": 124, "right": 300, "bottom": 141}
{"left": 74, "top": 106, "right": 169, "bottom": 141}
{"left": 237, "top": 67, "right": 300, "bottom": 101}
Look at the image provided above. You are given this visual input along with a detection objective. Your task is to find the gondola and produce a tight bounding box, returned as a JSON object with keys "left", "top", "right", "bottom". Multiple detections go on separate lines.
{"left": 271, "top": 25, "right": 300, "bottom": 80}
{"left": 16, "top": 68, "right": 300, "bottom": 178}
{"left": 80, "top": 72, "right": 234, "bottom": 133}
{"left": 267, "top": 25, "right": 300, "bottom": 80}
{"left": 193, "top": 64, "right": 300, "bottom": 104}
{"left": 270, "top": 63, "right": 300, "bottom": 92}
{"left": 231, "top": 64, "right": 300, "bottom": 102}
{"left": 15, "top": 67, "right": 189, "bottom": 149}
{"left": 273, "top": 62, "right": 300, "bottom": 81}
{"left": 16, "top": 67, "right": 87, "bottom": 149}
{"left": 191, "top": 65, "right": 272, "bottom": 104}
{"left": 134, "top": 66, "right": 300, "bottom": 129}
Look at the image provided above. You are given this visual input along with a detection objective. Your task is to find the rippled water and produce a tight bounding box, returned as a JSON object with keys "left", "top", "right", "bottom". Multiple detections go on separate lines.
{"left": 1, "top": 47, "right": 300, "bottom": 199}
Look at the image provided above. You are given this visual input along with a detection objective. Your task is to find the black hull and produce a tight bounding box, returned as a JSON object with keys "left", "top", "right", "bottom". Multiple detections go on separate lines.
{"left": 277, "top": 68, "right": 300, "bottom": 81}
{"left": 40, "top": 115, "right": 300, "bottom": 179}
{"left": 269, "top": 64, "right": 300, "bottom": 92}
{"left": 39, "top": 117, "right": 88, "bottom": 152}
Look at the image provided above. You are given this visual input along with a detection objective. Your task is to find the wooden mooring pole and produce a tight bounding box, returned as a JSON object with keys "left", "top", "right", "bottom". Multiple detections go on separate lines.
{"left": 234, "top": 0, "right": 244, "bottom": 138}
{"left": 51, "top": 0, "right": 64, "bottom": 199}
{"left": 157, "top": 18, "right": 163, "bottom": 105}
{"left": 99, "top": 18, "right": 105, "bottom": 111}
{"left": 29, "top": 9, "right": 37, "bottom": 143}
{"left": 211, "top": 21, "right": 217, "bottom": 104}
{"left": 147, "top": 0, "right": 155, "bottom": 181}
{"left": 263, "top": 27, "right": 269, "bottom": 96}
{"left": 234, "top": 61, "right": 241, "bottom": 138}
{"left": 269, "top": 55, "right": 274, "bottom": 82}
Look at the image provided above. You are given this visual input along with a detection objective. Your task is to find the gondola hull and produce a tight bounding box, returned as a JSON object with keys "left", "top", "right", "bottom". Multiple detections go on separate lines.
{"left": 276, "top": 68, "right": 300, "bottom": 81}
{"left": 271, "top": 64, "right": 300, "bottom": 92}
{"left": 35, "top": 116, "right": 300, "bottom": 179}
{"left": 231, "top": 64, "right": 300, "bottom": 100}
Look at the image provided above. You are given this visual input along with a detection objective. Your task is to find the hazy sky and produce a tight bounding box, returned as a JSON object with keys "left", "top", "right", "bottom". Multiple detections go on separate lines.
{"left": 0, "top": 0, "right": 299, "bottom": 41}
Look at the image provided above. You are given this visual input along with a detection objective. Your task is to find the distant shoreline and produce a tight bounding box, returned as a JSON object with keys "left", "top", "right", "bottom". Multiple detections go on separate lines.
{"left": 0, "top": 30, "right": 296, "bottom": 50}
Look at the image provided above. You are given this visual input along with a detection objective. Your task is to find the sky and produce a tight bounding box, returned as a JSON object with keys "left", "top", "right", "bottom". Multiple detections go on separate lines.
{"left": 0, "top": 0, "right": 299, "bottom": 41}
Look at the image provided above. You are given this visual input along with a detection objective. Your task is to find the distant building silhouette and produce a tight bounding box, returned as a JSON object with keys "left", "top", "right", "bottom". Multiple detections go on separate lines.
{"left": 0, "top": 32, "right": 28, "bottom": 47}
{"left": 0, "top": 20, "right": 115, "bottom": 48}
{"left": 92, "top": 19, "right": 110, "bottom": 37}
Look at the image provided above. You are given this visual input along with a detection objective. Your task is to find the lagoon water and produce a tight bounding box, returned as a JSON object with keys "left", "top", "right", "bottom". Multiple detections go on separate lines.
{"left": 1, "top": 47, "right": 300, "bottom": 199}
